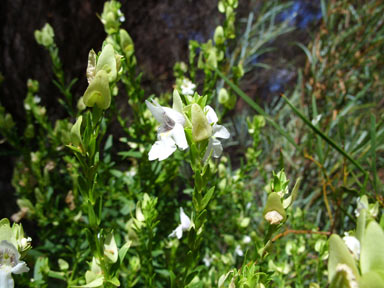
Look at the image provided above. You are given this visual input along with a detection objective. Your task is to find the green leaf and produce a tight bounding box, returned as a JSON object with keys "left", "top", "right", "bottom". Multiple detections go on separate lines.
{"left": 70, "top": 277, "right": 104, "bottom": 288}
{"left": 283, "top": 177, "right": 301, "bottom": 209}
{"left": 118, "top": 150, "right": 142, "bottom": 159}
{"left": 361, "top": 221, "right": 384, "bottom": 274}
{"left": 170, "top": 270, "right": 176, "bottom": 288}
{"left": 201, "top": 187, "right": 215, "bottom": 210}
{"left": 172, "top": 89, "right": 184, "bottom": 114}
{"left": 356, "top": 209, "right": 366, "bottom": 243}
{"left": 87, "top": 203, "right": 98, "bottom": 228}
{"left": 70, "top": 116, "right": 83, "bottom": 146}
{"left": 118, "top": 240, "right": 132, "bottom": 264}
{"left": 107, "top": 277, "right": 120, "bottom": 287}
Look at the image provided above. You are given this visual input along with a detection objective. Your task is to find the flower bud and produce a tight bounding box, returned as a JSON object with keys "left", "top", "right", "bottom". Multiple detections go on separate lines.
{"left": 214, "top": 26, "right": 225, "bottom": 45}
{"left": 263, "top": 192, "right": 286, "bottom": 225}
{"left": 207, "top": 50, "right": 217, "bottom": 68}
{"left": 218, "top": 88, "right": 229, "bottom": 105}
{"left": 191, "top": 104, "right": 212, "bottom": 142}
{"left": 83, "top": 70, "right": 111, "bottom": 109}
{"left": 77, "top": 97, "right": 86, "bottom": 111}
{"left": 70, "top": 116, "right": 83, "bottom": 147}
{"left": 34, "top": 23, "right": 54, "bottom": 47}
{"left": 120, "top": 29, "right": 134, "bottom": 57}
{"left": 96, "top": 44, "right": 117, "bottom": 83}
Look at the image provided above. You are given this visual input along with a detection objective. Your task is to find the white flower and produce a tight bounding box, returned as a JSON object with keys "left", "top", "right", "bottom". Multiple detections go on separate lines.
{"left": 203, "top": 254, "right": 213, "bottom": 267}
{"left": 17, "top": 237, "right": 32, "bottom": 251}
{"left": 235, "top": 245, "right": 243, "bottom": 257}
{"left": 169, "top": 208, "right": 191, "bottom": 239}
{"left": 243, "top": 235, "right": 251, "bottom": 244}
{"left": 33, "top": 96, "right": 41, "bottom": 104}
{"left": 0, "top": 240, "right": 29, "bottom": 288}
{"left": 202, "top": 106, "right": 230, "bottom": 162}
{"left": 354, "top": 197, "right": 367, "bottom": 217}
{"left": 146, "top": 100, "right": 188, "bottom": 161}
{"left": 343, "top": 233, "right": 360, "bottom": 259}
{"left": 180, "top": 79, "right": 196, "bottom": 96}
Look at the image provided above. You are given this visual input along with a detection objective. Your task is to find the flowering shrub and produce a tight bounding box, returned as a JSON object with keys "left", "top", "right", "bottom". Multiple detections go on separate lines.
{"left": 1, "top": 0, "right": 384, "bottom": 287}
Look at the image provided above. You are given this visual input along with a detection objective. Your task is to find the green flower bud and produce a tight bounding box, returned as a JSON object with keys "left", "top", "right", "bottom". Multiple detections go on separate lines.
{"left": 0, "top": 113, "right": 15, "bottom": 131}
{"left": 263, "top": 192, "right": 286, "bottom": 225}
{"left": 218, "top": 1, "right": 226, "bottom": 13}
{"left": 101, "top": 1, "right": 122, "bottom": 34}
{"left": 120, "top": 29, "right": 134, "bottom": 57}
{"left": 27, "top": 79, "right": 39, "bottom": 93}
{"left": 58, "top": 259, "right": 69, "bottom": 271}
{"left": 218, "top": 88, "right": 229, "bottom": 105}
{"left": 191, "top": 104, "right": 212, "bottom": 142}
{"left": 83, "top": 70, "right": 111, "bottom": 110}
{"left": 96, "top": 44, "right": 117, "bottom": 83}
{"left": 207, "top": 50, "right": 217, "bottom": 68}
{"left": 77, "top": 97, "right": 86, "bottom": 111}
{"left": 214, "top": 26, "right": 225, "bottom": 45}
{"left": 34, "top": 23, "right": 54, "bottom": 47}
{"left": 24, "top": 124, "right": 34, "bottom": 139}
{"left": 70, "top": 116, "right": 83, "bottom": 147}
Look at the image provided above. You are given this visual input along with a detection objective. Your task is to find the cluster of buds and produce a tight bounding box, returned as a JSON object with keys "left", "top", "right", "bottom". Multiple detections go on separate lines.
{"left": 100, "top": 0, "right": 125, "bottom": 35}
{"left": 34, "top": 23, "right": 54, "bottom": 48}
{"left": 82, "top": 44, "right": 121, "bottom": 110}
{"left": 263, "top": 170, "right": 299, "bottom": 225}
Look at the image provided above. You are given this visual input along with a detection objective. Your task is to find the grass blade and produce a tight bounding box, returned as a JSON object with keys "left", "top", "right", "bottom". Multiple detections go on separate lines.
{"left": 281, "top": 94, "right": 367, "bottom": 176}
{"left": 213, "top": 67, "right": 300, "bottom": 150}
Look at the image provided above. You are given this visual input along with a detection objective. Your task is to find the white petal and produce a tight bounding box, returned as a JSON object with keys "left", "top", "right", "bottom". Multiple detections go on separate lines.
{"left": 11, "top": 262, "right": 29, "bottom": 274}
{"left": 180, "top": 208, "right": 191, "bottom": 231}
{"left": 243, "top": 236, "right": 251, "bottom": 244}
{"left": 213, "top": 124, "right": 230, "bottom": 139}
{"left": 343, "top": 236, "right": 360, "bottom": 259}
{"left": 163, "top": 107, "right": 185, "bottom": 126}
{"left": 203, "top": 138, "right": 214, "bottom": 162}
{"left": 235, "top": 245, "right": 244, "bottom": 257}
{"left": 169, "top": 225, "right": 183, "bottom": 239}
{"left": 148, "top": 136, "right": 176, "bottom": 161}
{"left": 145, "top": 100, "right": 164, "bottom": 124}
{"left": 0, "top": 270, "right": 14, "bottom": 288}
{"left": 212, "top": 139, "right": 223, "bottom": 158}
{"left": 204, "top": 105, "right": 218, "bottom": 124}
{"left": 171, "top": 124, "right": 188, "bottom": 150}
